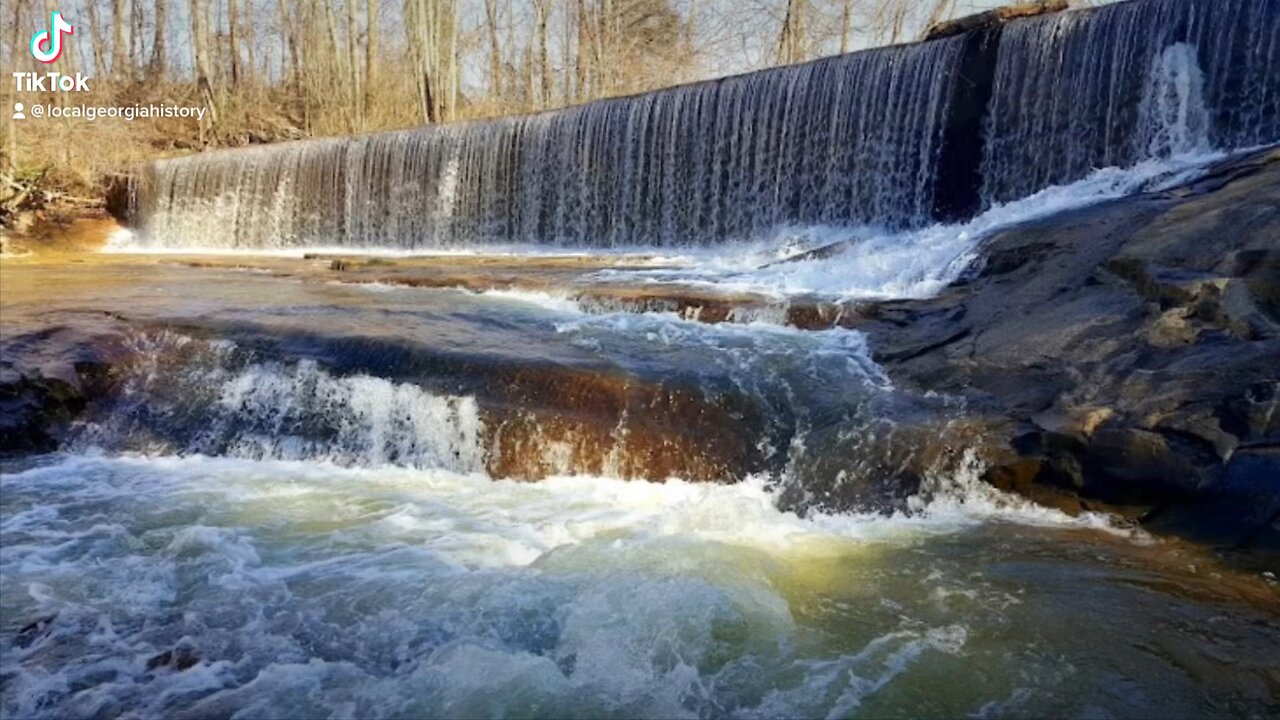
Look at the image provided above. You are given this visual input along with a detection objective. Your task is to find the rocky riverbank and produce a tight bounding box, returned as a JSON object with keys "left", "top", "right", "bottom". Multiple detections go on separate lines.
{"left": 855, "top": 147, "right": 1280, "bottom": 550}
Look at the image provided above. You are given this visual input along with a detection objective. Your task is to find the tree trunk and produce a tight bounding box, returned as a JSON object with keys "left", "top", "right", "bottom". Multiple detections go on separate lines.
{"left": 404, "top": 0, "right": 437, "bottom": 124}
{"left": 364, "top": 0, "right": 379, "bottom": 118}
{"left": 189, "top": 0, "right": 217, "bottom": 137}
{"left": 131, "top": 0, "right": 144, "bottom": 76}
{"left": 534, "top": 0, "right": 550, "bottom": 108}
{"left": 190, "top": 0, "right": 208, "bottom": 81}
{"left": 924, "top": 0, "right": 956, "bottom": 35}
{"left": 203, "top": 0, "right": 217, "bottom": 84}
{"left": 484, "top": 0, "right": 502, "bottom": 99}
{"left": 592, "top": 0, "right": 606, "bottom": 96}
{"left": 111, "top": 0, "right": 127, "bottom": 76}
{"left": 278, "top": 0, "right": 300, "bottom": 92}
{"left": 888, "top": 0, "right": 908, "bottom": 44}
{"left": 149, "top": 0, "right": 168, "bottom": 77}
{"left": 685, "top": 0, "right": 697, "bottom": 46}
{"left": 446, "top": 0, "right": 458, "bottom": 119}
{"left": 346, "top": 0, "right": 361, "bottom": 127}
{"left": 778, "top": 0, "right": 807, "bottom": 64}
{"left": 562, "top": 0, "right": 574, "bottom": 103}
{"left": 839, "top": 0, "right": 851, "bottom": 54}
{"left": 84, "top": 0, "right": 108, "bottom": 77}
{"left": 244, "top": 4, "right": 257, "bottom": 85}
{"left": 229, "top": 0, "right": 241, "bottom": 86}
{"left": 574, "top": 0, "right": 587, "bottom": 101}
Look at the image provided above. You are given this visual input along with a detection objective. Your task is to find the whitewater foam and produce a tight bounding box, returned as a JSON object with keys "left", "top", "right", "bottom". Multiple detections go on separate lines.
{"left": 77, "top": 334, "right": 487, "bottom": 473}
{"left": 2, "top": 453, "right": 1131, "bottom": 568}
{"left": 0, "top": 450, "right": 1224, "bottom": 720}
{"left": 592, "top": 150, "right": 1226, "bottom": 301}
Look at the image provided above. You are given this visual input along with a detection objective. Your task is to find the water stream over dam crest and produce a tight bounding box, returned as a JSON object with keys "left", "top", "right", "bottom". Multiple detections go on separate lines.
{"left": 128, "top": 0, "right": 1277, "bottom": 251}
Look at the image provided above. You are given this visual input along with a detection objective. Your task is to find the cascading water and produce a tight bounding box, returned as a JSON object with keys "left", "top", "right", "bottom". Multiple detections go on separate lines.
{"left": 73, "top": 333, "right": 488, "bottom": 472}
{"left": 130, "top": 38, "right": 964, "bottom": 250}
{"left": 1134, "top": 42, "right": 1212, "bottom": 158}
{"left": 980, "top": 0, "right": 1278, "bottom": 206}
{"left": 125, "top": 0, "right": 1279, "bottom": 252}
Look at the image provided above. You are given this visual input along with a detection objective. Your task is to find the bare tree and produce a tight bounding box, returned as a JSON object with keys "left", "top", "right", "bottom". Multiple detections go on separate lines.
{"left": 111, "top": 0, "right": 127, "bottom": 75}
{"left": 365, "top": 0, "right": 379, "bottom": 116}
{"left": 149, "top": 0, "right": 168, "bottom": 77}
{"left": 776, "top": 0, "right": 806, "bottom": 64}
{"left": 839, "top": 0, "right": 851, "bottom": 53}
{"left": 533, "top": 0, "right": 551, "bottom": 108}
{"left": 228, "top": 0, "right": 242, "bottom": 85}
{"left": 131, "top": 0, "right": 145, "bottom": 74}
{"left": 484, "top": 0, "right": 503, "bottom": 96}
{"left": 405, "top": 0, "right": 439, "bottom": 122}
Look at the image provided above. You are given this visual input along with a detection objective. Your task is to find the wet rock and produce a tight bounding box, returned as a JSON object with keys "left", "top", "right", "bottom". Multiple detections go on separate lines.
{"left": 982, "top": 458, "right": 1089, "bottom": 516}
{"left": 931, "top": 22, "right": 1002, "bottom": 222}
{"left": 103, "top": 174, "right": 133, "bottom": 223}
{"left": 3, "top": 316, "right": 773, "bottom": 484}
{"left": 1081, "top": 428, "right": 1208, "bottom": 501}
{"left": 2, "top": 213, "right": 122, "bottom": 254}
{"left": 857, "top": 147, "right": 1280, "bottom": 549}
{"left": 1142, "top": 448, "right": 1280, "bottom": 551}
{"left": 0, "top": 323, "right": 129, "bottom": 457}
{"left": 0, "top": 373, "right": 85, "bottom": 455}
{"left": 147, "top": 644, "right": 200, "bottom": 671}
{"left": 482, "top": 369, "right": 768, "bottom": 483}
{"left": 15, "top": 614, "right": 57, "bottom": 649}
{"left": 776, "top": 414, "right": 1016, "bottom": 515}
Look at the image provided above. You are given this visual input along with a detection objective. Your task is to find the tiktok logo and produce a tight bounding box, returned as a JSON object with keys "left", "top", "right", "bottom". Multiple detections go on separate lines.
{"left": 30, "top": 11, "right": 74, "bottom": 64}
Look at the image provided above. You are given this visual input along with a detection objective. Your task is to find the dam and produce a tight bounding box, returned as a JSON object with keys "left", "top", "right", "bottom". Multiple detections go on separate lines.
{"left": 128, "top": 0, "right": 1279, "bottom": 250}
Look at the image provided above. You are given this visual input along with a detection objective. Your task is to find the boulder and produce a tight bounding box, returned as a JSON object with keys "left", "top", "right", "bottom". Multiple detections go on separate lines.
{"left": 0, "top": 323, "right": 130, "bottom": 457}
{"left": 855, "top": 147, "right": 1280, "bottom": 549}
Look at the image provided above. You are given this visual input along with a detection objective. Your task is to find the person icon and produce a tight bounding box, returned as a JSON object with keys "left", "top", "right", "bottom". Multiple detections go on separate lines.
{"left": 12, "top": 102, "right": 25, "bottom": 120}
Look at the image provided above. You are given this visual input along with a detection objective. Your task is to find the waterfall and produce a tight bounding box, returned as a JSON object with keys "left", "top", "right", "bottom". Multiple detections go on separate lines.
{"left": 129, "top": 0, "right": 1280, "bottom": 252}
{"left": 980, "top": 0, "right": 1279, "bottom": 207}
{"left": 133, "top": 38, "right": 964, "bottom": 250}
{"left": 1134, "top": 43, "right": 1212, "bottom": 158}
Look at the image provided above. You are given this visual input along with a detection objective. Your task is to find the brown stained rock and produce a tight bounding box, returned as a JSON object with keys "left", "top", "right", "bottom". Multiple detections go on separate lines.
{"left": 983, "top": 457, "right": 1088, "bottom": 516}
{"left": 3, "top": 213, "right": 122, "bottom": 256}
{"left": 357, "top": 270, "right": 853, "bottom": 329}
{"left": 0, "top": 295, "right": 772, "bottom": 485}
{"left": 784, "top": 302, "right": 862, "bottom": 330}
{"left": 482, "top": 368, "right": 764, "bottom": 483}
{"left": 1073, "top": 407, "right": 1115, "bottom": 438}
{"left": 569, "top": 287, "right": 741, "bottom": 324}
{"left": 1147, "top": 309, "right": 1198, "bottom": 347}
{"left": 301, "top": 247, "right": 882, "bottom": 331}
{"left": 103, "top": 173, "right": 133, "bottom": 223}
{"left": 367, "top": 272, "right": 552, "bottom": 293}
